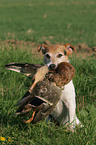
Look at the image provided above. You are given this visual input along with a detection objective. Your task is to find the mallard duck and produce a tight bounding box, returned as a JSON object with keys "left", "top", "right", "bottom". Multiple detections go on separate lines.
{"left": 5, "top": 62, "right": 75, "bottom": 124}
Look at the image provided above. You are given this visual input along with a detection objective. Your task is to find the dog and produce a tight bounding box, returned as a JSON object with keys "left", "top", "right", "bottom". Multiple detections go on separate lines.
{"left": 38, "top": 43, "right": 83, "bottom": 129}
{"left": 5, "top": 43, "right": 83, "bottom": 130}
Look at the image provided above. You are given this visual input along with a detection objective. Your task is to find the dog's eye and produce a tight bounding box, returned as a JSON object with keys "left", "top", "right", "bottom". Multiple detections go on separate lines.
{"left": 45, "top": 54, "right": 50, "bottom": 59}
{"left": 57, "top": 54, "right": 63, "bottom": 58}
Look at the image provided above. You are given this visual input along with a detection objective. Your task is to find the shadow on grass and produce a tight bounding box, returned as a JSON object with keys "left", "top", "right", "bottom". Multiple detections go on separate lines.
{"left": 0, "top": 112, "right": 30, "bottom": 131}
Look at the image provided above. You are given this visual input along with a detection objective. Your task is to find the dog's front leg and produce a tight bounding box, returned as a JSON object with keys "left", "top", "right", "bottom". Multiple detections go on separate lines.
{"left": 62, "top": 81, "right": 82, "bottom": 128}
{"left": 68, "top": 101, "right": 83, "bottom": 129}
{"left": 68, "top": 100, "right": 76, "bottom": 126}
{"left": 61, "top": 81, "right": 76, "bottom": 126}
{"left": 63, "top": 96, "right": 76, "bottom": 125}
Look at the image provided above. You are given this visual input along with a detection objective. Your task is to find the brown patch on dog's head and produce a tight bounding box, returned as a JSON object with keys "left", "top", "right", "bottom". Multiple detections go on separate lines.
{"left": 38, "top": 44, "right": 48, "bottom": 54}
{"left": 38, "top": 43, "right": 76, "bottom": 56}
{"left": 65, "top": 43, "right": 76, "bottom": 55}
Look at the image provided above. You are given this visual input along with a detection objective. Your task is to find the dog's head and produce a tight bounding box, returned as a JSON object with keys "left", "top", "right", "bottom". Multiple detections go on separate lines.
{"left": 38, "top": 43, "right": 76, "bottom": 70}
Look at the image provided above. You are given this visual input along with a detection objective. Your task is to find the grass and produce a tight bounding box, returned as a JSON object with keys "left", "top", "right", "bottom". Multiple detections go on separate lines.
{"left": 0, "top": 0, "right": 96, "bottom": 46}
{"left": 0, "top": 0, "right": 96, "bottom": 144}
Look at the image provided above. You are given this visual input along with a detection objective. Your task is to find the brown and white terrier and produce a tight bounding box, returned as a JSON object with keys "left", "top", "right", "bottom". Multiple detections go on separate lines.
{"left": 5, "top": 43, "right": 83, "bottom": 130}
{"left": 38, "top": 43, "right": 83, "bottom": 129}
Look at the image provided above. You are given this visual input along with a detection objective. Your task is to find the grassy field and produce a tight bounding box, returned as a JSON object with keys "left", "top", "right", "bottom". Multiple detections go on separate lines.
{"left": 0, "top": 0, "right": 96, "bottom": 144}
{"left": 0, "top": 0, "right": 96, "bottom": 46}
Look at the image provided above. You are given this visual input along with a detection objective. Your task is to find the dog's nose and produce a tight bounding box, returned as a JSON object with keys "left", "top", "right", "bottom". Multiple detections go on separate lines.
{"left": 49, "top": 64, "right": 56, "bottom": 70}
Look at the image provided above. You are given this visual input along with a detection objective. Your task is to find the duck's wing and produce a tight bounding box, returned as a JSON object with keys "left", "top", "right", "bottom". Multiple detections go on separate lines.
{"left": 5, "top": 63, "right": 42, "bottom": 77}
{"left": 15, "top": 80, "right": 61, "bottom": 123}
{"left": 15, "top": 91, "right": 44, "bottom": 115}
{"left": 32, "top": 98, "right": 58, "bottom": 124}
{"left": 32, "top": 103, "right": 51, "bottom": 124}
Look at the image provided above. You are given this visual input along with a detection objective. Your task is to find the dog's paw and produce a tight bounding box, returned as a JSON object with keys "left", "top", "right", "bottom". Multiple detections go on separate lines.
{"left": 72, "top": 116, "right": 84, "bottom": 128}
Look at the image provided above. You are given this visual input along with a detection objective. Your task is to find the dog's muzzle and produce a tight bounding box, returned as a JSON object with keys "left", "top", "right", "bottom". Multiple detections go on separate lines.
{"left": 49, "top": 64, "right": 57, "bottom": 70}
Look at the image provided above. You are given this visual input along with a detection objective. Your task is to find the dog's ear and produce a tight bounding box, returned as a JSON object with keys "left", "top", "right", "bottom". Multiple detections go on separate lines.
{"left": 65, "top": 43, "right": 76, "bottom": 55}
{"left": 38, "top": 44, "right": 47, "bottom": 54}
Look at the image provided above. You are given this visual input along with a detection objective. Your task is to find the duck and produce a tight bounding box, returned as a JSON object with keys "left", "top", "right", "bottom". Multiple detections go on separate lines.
{"left": 5, "top": 62, "right": 75, "bottom": 124}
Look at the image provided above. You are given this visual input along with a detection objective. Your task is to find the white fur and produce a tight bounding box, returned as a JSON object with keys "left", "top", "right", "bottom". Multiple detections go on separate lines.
{"left": 51, "top": 80, "right": 82, "bottom": 128}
